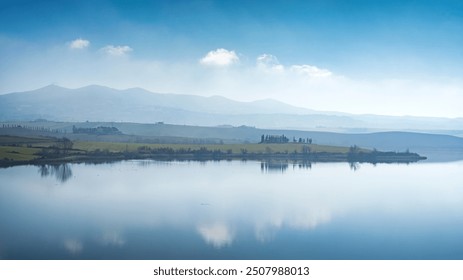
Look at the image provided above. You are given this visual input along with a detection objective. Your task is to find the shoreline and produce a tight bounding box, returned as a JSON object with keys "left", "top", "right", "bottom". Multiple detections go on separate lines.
{"left": 0, "top": 134, "right": 427, "bottom": 168}
{"left": 0, "top": 150, "right": 427, "bottom": 168}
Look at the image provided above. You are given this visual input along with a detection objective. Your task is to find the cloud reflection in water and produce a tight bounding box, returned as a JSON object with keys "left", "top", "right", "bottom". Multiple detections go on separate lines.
{"left": 64, "top": 239, "right": 83, "bottom": 255}
{"left": 197, "top": 223, "right": 234, "bottom": 248}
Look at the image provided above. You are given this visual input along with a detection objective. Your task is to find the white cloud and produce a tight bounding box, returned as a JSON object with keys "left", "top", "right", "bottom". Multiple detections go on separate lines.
{"left": 256, "top": 54, "right": 331, "bottom": 77}
{"left": 256, "top": 54, "right": 284, "bottom": 73}
{"left": 290, "top": 64, "right": 332, "bottom": 78}
{"left": 101, "top": 45, "right": 133, "bottom": 56}
{"left": 257, "top": 54, "right": 280, "bottom": 66}
{"left": 200, "top": 48, "right": 239, "bottom": 67}
{"left": 69, "top": 38, "right": 90, "bottom": 49}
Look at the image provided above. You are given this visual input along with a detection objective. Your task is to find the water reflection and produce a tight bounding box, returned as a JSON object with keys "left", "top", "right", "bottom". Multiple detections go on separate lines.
{"left": 100, "top": 231, "right": 126, "bottom": 247}
{"left": 1, "top": 160, "right": 463, "bottom": 259}
{"left": 349, "top": 161, "right": 360, "bottom": 171}
{"left": 260, "top": 160, "right": 289, "bottom": 173}
{"left": 261, "top": 160, "right": 313, "bottom": 173}
{"left": 254, "top": 210, "right": 332, "bottom": 243}
{"left": 197, "top": 223, "right": 234, "bottom": 248}
{"left": 64, "top": 239, "right": 83, "bottom": 255}
{"left": 38, "top": 164, "right": 73, "bottom": 183}
{"left": 295, "top": 161, "right": 312, "bottom": 170}
{"left": 34, "top": 160, "right": 409, "bottom": 184}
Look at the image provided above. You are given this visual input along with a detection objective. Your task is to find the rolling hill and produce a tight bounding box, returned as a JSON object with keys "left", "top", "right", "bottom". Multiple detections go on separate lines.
{"left": 1, "top": 85, "right": 463, "bottom": 136}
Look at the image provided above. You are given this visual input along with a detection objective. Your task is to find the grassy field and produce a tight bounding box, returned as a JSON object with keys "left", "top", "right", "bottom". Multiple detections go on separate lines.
{"left": 0, "top": 146, "right": 41, "bottom": 161}
{"left": 0, "top": 135, "right": 59, "bottom": 161}
{"left": 73, "top": 141, "right": 357, "bottom": 154}
{"left": 1, "top": 135, "right": 375, "bottom": 164}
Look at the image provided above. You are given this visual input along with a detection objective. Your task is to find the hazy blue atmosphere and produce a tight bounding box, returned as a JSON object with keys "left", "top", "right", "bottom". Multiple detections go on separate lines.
{"left": 1, "top": 0, "right": 463, "bottom": 263}
{"left": 1, "top": 0, "right": 463, "bottom": 117}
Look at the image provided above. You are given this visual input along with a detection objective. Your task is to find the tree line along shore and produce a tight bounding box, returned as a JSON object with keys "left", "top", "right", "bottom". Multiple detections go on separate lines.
{"left": 0, "top": 134, "right": 426, "bottom": 167}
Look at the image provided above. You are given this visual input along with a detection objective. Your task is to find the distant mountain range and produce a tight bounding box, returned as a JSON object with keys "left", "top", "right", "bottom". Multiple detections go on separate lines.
{"left": 1, "top": 85, "right": 463, "bottom": 136}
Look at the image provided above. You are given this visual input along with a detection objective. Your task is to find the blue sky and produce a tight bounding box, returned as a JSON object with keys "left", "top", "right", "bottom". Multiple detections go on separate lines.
{"left": 1, "top": 0, "right": 463, "bottom": 117}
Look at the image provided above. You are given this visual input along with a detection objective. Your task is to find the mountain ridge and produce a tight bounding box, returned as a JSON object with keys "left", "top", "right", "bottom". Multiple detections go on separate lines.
{"left": 1, "top": 85, "right": 463, "bottom": 134}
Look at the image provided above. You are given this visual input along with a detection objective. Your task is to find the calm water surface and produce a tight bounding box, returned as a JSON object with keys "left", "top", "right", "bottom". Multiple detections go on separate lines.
{"left": 1, "top": 160, "right": 462, "bottom": 259}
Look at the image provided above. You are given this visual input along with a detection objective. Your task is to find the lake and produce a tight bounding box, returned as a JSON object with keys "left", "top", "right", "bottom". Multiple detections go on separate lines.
{"left": 1, "top": 159, "right": 462, "bottom": 260}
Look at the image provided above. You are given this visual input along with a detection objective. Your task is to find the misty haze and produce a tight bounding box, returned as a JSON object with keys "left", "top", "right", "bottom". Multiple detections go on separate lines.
{"left": 1, "top": 0, "right": 463, "bottom": 262}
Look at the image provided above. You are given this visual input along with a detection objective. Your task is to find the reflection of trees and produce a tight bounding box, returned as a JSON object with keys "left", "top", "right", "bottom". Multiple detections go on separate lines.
{"left": 261, "top": 160, "right": 314, "bottom": 173}
{"left": 296, "top": 161, "right": 312, "bottom": 170}
{"left": 38, "top": 164, "right": 73, "bottom": 183}
{"left": 349, "top": 161, "right": 360, "bottom": 171}
{"left": 261, "top": 161, "right": 289, "bottom": 173}
{"left": 39, "top": 165, "right": 50, "bottom": 177}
